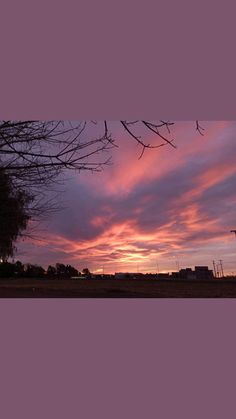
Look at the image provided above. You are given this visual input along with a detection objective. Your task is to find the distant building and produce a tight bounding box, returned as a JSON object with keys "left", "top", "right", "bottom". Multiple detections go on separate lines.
{"left": 179, "top": 268, "right": 196, "bottom": 280}
{"left": 195, "top": 266, "right": 214, "bottom": 280}
{"left": 71, "top": 275, "right": 87, "bottom": 280}
{"left": 173, "top": 266, "right": 214, "bottom": 280}
{"left": 157, "top": 273, "right": 170, "bottom": 280}
{"left": 114, "top": 272, "right": 144, "bottom": 280}
{"left": 92, "top": 274, "right": 113, "bottom": 280}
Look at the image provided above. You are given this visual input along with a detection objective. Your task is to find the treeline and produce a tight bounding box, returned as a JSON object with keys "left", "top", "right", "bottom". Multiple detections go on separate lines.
{"left": 0, "top": 260, "right": 89, "bottom": 279}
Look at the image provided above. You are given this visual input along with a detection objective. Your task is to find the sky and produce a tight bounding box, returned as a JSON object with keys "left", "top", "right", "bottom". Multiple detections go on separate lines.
{"left": 17, "top": 121, "right": 236, "bottom": 275}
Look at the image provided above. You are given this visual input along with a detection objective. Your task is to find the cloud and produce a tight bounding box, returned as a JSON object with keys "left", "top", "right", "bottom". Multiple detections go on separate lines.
{"left": 17, "top": 121, "right": 236, "bottom": 274}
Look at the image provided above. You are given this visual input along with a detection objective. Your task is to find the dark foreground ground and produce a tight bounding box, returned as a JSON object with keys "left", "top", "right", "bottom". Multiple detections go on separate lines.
{"left": 1, "top": 278, "right": 236, "bottom": 297}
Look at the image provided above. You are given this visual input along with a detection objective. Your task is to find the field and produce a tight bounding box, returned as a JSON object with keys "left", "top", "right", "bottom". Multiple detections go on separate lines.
{"left": 1, "top": 278, "right": 236, "bottom": 297}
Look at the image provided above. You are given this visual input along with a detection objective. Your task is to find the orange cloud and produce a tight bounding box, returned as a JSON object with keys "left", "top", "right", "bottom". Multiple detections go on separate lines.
{"left": 17, "top": 121, "right": 236, "bottom": 274}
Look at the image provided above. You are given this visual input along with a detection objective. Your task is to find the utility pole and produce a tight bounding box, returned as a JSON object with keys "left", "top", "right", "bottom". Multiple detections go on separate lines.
{"left": 230, "top": 230, "right": 236, "bottom": 277}
{"left": 216, "top": 263, "right": 221, "bottom": 278}
{"left": 212, "top": 260, "right": 217, "bottom": 278}
{"left": 219, "top": 260, "right": 224, "bottom": 278}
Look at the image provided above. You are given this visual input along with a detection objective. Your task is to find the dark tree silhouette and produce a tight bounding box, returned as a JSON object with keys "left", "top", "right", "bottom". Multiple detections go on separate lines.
{"left": 55, "top": 263, "right": 67, "bottom": 278}
{"left": 65, "top": 265, "right": 78, "bottom": 278}
{"left": 55, "top": 263, "right": 78, "bottom": 278}
{"left": 0, "top": 169, "right": 33, "bottom": 261}
{"left": 47, "top": 265, "right": 57, "bottom": 278}
{"left": 14, "top": 260, "right": 25, "bottom": 276}
{"left": 82, "top": 268, "right": 91, "bottom": 278}
{"left": 25, "top": 264, "right": 45, "bottom": 278}
{"left": 0, "top": 261, "right": 16, "bottom": 278}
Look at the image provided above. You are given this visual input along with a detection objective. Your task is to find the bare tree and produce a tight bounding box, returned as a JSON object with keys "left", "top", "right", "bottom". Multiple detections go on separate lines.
{"left": 0, "top": 120, "right": 203, "bottom": 257}
{"left": 0, "top": 120, "right": 116, "bottom": 227}
{"left": 0, "top": 119, "right": 204, "bottom": 218}
{"left": 0, "top": 121, "right": 113, "bottom": 186}
{"left": 0, "top": 120, "right": 203, "bottom": 184}
{"left": 0, "top": 169, "right": 32, "bottom": 260}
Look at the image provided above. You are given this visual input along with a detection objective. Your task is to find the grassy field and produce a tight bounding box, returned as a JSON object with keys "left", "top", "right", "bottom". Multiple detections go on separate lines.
{"left": 1, "top": 278, "right": 236, "bottom": 297}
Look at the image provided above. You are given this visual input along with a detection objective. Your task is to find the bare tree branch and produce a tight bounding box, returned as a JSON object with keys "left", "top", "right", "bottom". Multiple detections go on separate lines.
{"left": 0, "top": 119, "right": 204, "bottom": 257}
{"left": 196, "top": 120, "right": 205, "bottom": 136}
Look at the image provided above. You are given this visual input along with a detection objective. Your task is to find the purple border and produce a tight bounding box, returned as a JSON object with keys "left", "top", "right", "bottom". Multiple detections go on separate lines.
{"left": 1, "top": 1, "right": 236, "bottom": 417}
{"left": 0, "top": 2, "right": 236, "bottom": 120}
{"left": 1, "top": 299, "right": 236, "bottom": 418}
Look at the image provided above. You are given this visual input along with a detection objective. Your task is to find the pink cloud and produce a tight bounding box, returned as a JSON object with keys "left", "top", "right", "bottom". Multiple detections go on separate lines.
{"left": 17, "top": 121, "right": 236, "bottom": 274}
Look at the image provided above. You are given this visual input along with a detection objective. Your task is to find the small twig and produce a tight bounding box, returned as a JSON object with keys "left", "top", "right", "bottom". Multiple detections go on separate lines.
{"left": 196, "top": 121, "right": 205, "bottom": 136}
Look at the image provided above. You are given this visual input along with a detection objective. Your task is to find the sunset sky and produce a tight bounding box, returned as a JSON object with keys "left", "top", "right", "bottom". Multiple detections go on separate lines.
{"left": 17, "top": 121, "right": 236, "bottom": 275}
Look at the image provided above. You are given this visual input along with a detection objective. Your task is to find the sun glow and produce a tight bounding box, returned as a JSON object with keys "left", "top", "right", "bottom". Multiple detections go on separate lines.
{"left": 17, "top": 121, "right": 236, "bottom": 275}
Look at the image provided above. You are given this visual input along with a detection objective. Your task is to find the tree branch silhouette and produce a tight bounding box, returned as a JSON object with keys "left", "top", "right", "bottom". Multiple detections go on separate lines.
{"left": 0, "top": 120, "right": 203, "bottom": 258}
